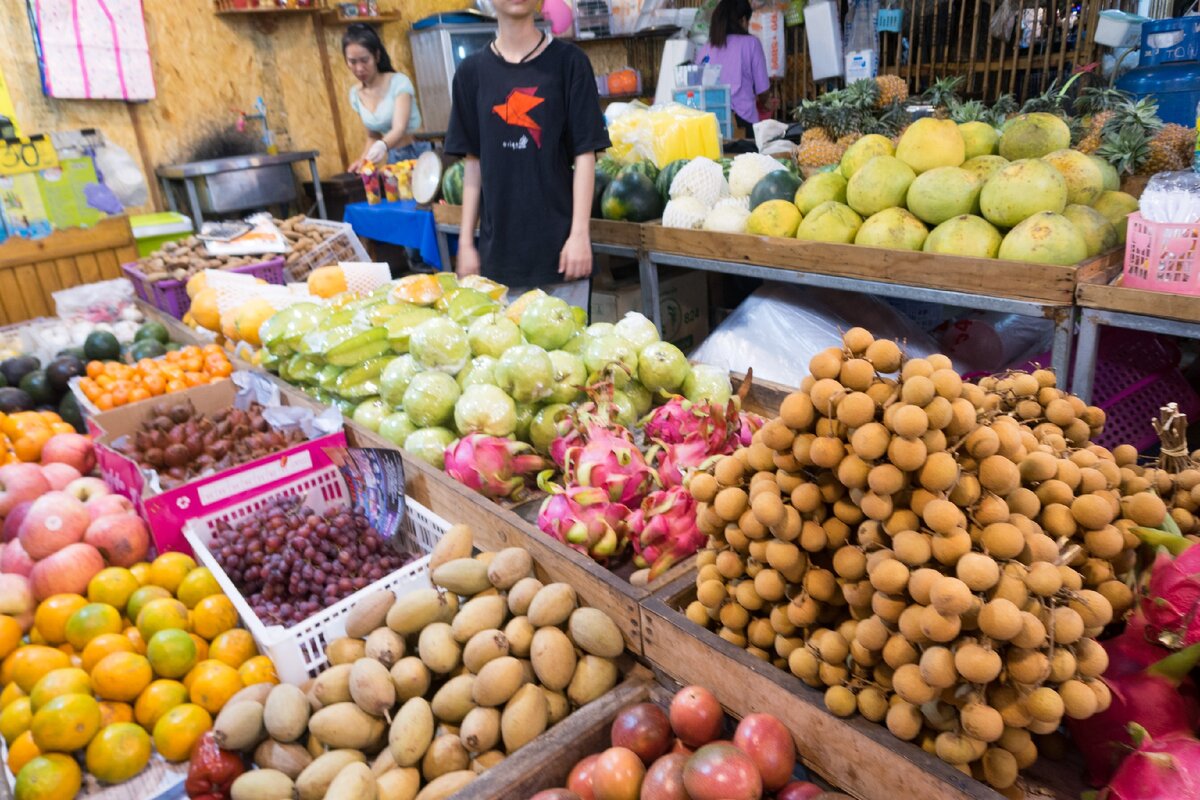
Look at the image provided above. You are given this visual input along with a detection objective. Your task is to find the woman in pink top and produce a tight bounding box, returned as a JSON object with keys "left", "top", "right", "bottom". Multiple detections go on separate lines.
{"left": 694, "top": 0, "right": 771, "bottom": 134}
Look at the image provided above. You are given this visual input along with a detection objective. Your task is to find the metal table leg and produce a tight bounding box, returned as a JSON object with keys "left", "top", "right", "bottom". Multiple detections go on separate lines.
{"left": 639, "top": 253, "right": 662, "bottom": 331}
{"left": 308, "top": 158, "right": 327, "bottom": 220}
{"left": 436, "top": 225, "right": 453, "bottom": 274}
{"left": 1050, "top": 306, "right": 1075, "bottom": 385}
{"left": 184, "top": 179, "right": 204, "bottom": 229}
{"left": 1070, "top": 308, "right": 1102, "bottom": 404}
{"left": 160, "top": 178, "right": 178, "bottom": 212}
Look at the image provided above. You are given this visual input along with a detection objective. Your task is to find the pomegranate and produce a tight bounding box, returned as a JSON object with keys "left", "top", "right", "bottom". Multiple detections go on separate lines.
{"left": 776, "top": 781, "right": 825, "bottom": 800}
{"left": 2, "top": 501, "right": 33, "bottom": 543}
{"left": 40, "top": 432, "right": 95, "bottom": 474}
{"left": 592, "top": 747, "right": 645, "bottom": 800}
{"left": 567, "top": 753, "right": 601, "bottom": 800}
{"left": 530, "top": 791, "right": 582, "bottom": 800}
{"left": 669, "top": 685, "right": 724, "bottom": 747}
{"left": 611, "top": 703, "right": 673, "bottom": 765}
{"left": 683, "top": 742, "right": 763, "bottom": 800}
{"left": 0, "top": 463, "right": 50, "bottom": 517}
{"left": 0, "top": 538, "right": 35, "bottom": 576}
{"left": 18, "top": 491, "right": 90, "bottom": 559}
{"left": 29, "top": 542, "right": 104, "bottom": 600}
{"left": 733, "top": 713, "right": 795, "bottom": 790}
{"left": 84, "top": 512, "right": 150, "bottom": 567}
{"left": 639, "top": 753, "right": 688, "bottom": 800}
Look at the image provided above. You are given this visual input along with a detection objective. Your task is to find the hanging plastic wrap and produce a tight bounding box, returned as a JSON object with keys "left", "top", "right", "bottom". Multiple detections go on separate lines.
{"left": 937, "top": 312, "right": 1054, "bottom": 376}
{"left": 1139, "top": 171, "right": 1200, "bottom": 224}
{"left": 989, "top": 0, "right": 1020, "bottom": 41}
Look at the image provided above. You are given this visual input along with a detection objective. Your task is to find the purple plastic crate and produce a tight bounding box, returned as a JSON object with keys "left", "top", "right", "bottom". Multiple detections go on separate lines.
{"left": 121, "top": 257, "right": 287, "bottom": 320}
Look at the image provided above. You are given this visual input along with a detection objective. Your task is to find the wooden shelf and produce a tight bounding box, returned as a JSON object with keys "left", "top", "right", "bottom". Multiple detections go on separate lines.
{"left": 215, "top": 5, "right": 320, "bottom": 16}
{"left": 322, "top": 11, "right": 402, "bottom": 24}
{"left": 573, "top": 26, "right": 680, "bottom": 43}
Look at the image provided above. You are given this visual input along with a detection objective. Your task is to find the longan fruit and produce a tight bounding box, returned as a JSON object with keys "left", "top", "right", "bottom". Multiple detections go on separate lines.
{"left": 734, "top": 581, "right": 765, "bottom": 612}
{"left": 842, "top": 326, "right": 875, "bottom": 355}
{"left": 842, "top": 580, "right": 874, "bottom": 611}
{"left": 893, "top": 663, "right": 939, "bottom": 705}
{"left": 954, "top": 641, "right": 1002, "bottom": 683}
{"left": 1024, "top": 562, "right": 1062, "bottom": 597}
{"left": 901, "top": 357, "right": 934, "bottom": 380}
{"left": 906, "top": 567, "right": 941, "bottom": 605}
{"left": 945, "top": 398, "right": 979, "bottom": 438}
{"left": 1026, "top": 686, "right": 1064, "bottom": 724}
{"left": 866, "top": 380, "right": 899, "bottom": 408}
{"left": 860, "top": 491, "right": 894, "bottom": 522}
{"left": 715, "top": 549, "right": 746, "bottom": 579}
{"left": 714, "top": 455, "right": 745, "bottom": 487}
{"left": 855, "top": 615, "right": 890, "bottom": 651}
{"left": 1125, "top": 491, "right": 1167, "bottom": 528}
{"left": 980, "top": 455, "right": 1021, "bottom": 495}
{"left": 1087, "top": 678, "right": 1113, "bottom": 713}
{"left": 713, "top": 487, "right": 749, "bottom": 522}
{"left": 689, "top": 472, "right": 719, "bottom": 504}
{"left": 804, "top": 568, "right": 838, "bottom": 603}
{"left": 981, "top": 522, "right": 1025, "bottom": 560}
{"left": 1058, "top": 565, "right": 1084, "bottom": 592}
{"left": 922, "top": 429, "right": 948, "bottom": 454}
{"left": 760, "top": 419, "right": 795, "bottom": 452}
{"left": 982, "top": 747, "right": 1019, "bottom": 790}
{"left": 1097, "top": 580, "right": 1134, "bottom": 617}
{"left": 923, "top": 499, "right": 963, "bottom": 535}
{"left": 857, "top": 337, "right": 900, "bottom": 372}
{"left": 1011, "top": 612, "right": 1047, "bottom": 649}
{"left": 922, "top": 397, "right": 954, "bottom": 432}
{"left": 919, "top": 452, "right": 959, "bottom": 493}
{"left": 888, "top": 436, "right": 928, "bottom": 472}
{"left": 815, "top": 416, "right": 849, "bottom": 440}
{"left": 850, "top": 422, "right": 891, "bottom": 461}
{"left": 885, "top": 509, "right": 921, "bottom": 538}
{"left": 886, "top": 701, "right": 924, "bottom": 740}
{"left": 901, "top": 375, "right": 936, "bottom": 407}
{"left": 747, "top": 618, "right": 776, "bottom": 650}
{"left": 779, "top": 392, "right": 817, "bottom": 434}
{"left": 818, "top": 631, "right": 850, "bottom": 665}
{"left": 1049, "top": 606, "right": 1085, "bottom": 645}
{"left": 1069, "top": 589, "right": 1114, "bottom": 629}
{"left": 920, "top": 604, "right": 962, "bottom": 643}
{"left": 890, "top": 404, "right": 929, "bottom": 439}
{"left": 765, "top": 539, "right": 803, "bottom": 573}
{"left": 822, "top": 685, "right": 856, "bottom": 718}
{"left": 935, "top": 731, "right": 982, "bottom": 765}
{"left": 748, "top": 491, "right": 785, "bottom": 529}
{"left": 898, "top": 605, "right": 931, "bottom": 646}
{"left": 787, "top": 594, "right": 821, "bottom": 628}
{"left": 914, "top": 647, "right": 954, "bottom": 690}
{"left": 882, "top": 634, "right": 918, "bottom": 669}
{"left": 840, "top": 358, "right": 876, "bottom": 392}
{"left": 809, "top": 347, "right": 845, "bottom": 379}
{"left": 949, "top": 474, "right": 982, "bottom": 508}
{"left": 697, "top": 578, "right": 727, "bottom": 609}
{"left": 961, "top": 702, "right": 1004, "bottom": 743}
{"left": 866, "top": 463, "right": 905, "bottom": 497}
{"left": 991, "top": 686, "right": 1033, "bottom": 730}
{"left": 719, "top": 601, "right": 750, "bottom": 630}
{"left": 1007, "top": 647, "right": 1050, "bottom": 684}
{"left": 789, "top": 646, "right": 821, "bottom": 685}
{"left": 888, "top": 530, "right": 929, "bottom": 568}
{"left": 818, "top": 661, "right": 849, "bottom": 687}
{"left": 957, "top": 552, "right": 1001, "bottom": 591}
{"left": 822, "top": 516, "right": 851, "bottom": 548}
{"left": 753, "top": 569, "right": 786, "bottom": 604}
{"left": 931, "top": 529, "right": 972, "bottom": 566}
{"left": 1048, "top": 647, "right": 1077, "bottom": 683}
{"left": 1040, "top": 503, "right": 1077, "bottom": 539}
{"left": 976, "top": 494, "right": 1012, "bottom": 526}
{"left": 1083, "top": 525, "right": 1124, "bottom": 560}
{"left": 837, "top": 391, "right": 877, "bottom": 428}
{"left": 851, "top": 686, "right": 887, "bottom": 723}
{"left": 966, "top": 426, "right": 1000, "bottom": 460}
{"left": 1003, "top": 487, "right": 1038, "bottom": 520}
{"left": 1071, "top": 493, "right": 1115, "bottom": 529}
{"left": 873, "top": 593, "right": 908, "bottom": 626}
{"left": 810, "top": 437, "right": 847, "bottom": 469}
{"left": 1018, "top": 450, "right": 1058, "bottom": 484}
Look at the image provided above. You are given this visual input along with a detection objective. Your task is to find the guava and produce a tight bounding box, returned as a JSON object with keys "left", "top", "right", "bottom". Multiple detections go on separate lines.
{"left": 468, "top": 313, "right": 523, "bottom": 358}
{"left": 585, "top": 322, "right": 616, "bottom": 337}
{"left": 403, "top": 371, "right": 461, "bottom": 427}
{"left": 351, "top": 397, "right": 389, "bottom": 433}
{"left": 614, "top": 312, "right": 660, "bottom": 351}
{"left": 379, "top": 354, "right": 421, "bottom": 406}
{"left": 457, "top": 355, "right": 499, "bottom": 389}
{"left": 438, "top": 287, "right": 499, "bottom": 325}
{"left": 514, "top": 403, "right": 536, "bottom": 443}
{"left": 409, "top": 316, "right": 470, "bottom": 374}
{"left": 611, "top": 390, "right": 638, "bottom": 428}
{"left": 379, "top": 411, "right": 418, "bottom": 446}
{"left": 683, "top": 364, "right": 732, "bottom": 405}
{"left": 637, "top": 341, "right": 690, "bottom": 393}
{"left": 547, "top": 350, "right": 587, "bottom": 404}
{"left": 584, "top": 334, "right": 639, "bottom": 385}
{"left": 530, "top": 404, "right": 571, "bottom": 454}
{"left": 454, "top": 384, "right": 518, "bottom": 438}
{"left": 626, "top": 381, "right": 653, "bottom": 416}
{"left": 495, "top": 344, "right": 555, "bottom": 403}
{"left": 404, "top": 427, "right": 457, "bottom": 469}
{"left": 518, "top": 294, "right": 581, "bottom": 350}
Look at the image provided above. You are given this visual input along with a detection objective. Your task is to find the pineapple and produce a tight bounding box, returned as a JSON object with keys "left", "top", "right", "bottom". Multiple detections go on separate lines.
{"left": 797, "top": 135, "right": 845, "bottom": 169}
{"left": 844, "top": 79, "right": 881, "bottom": 110}
{"left": 920, "top": 75, "right": 964, "bottom": 116}
{"left": 1078, "top": 111, "right": 1114, "bottom": 154}
{"left": 875, "top": 74, "right": 908, "bottom": 108}
{"left": 1095, "top": 97, "right": 1166, "bottom": 173}
{"left": 1147, "top": 123, "right": 1195, "bottom": 173}
{"left": 1096, "top": 126, "right": 1151, "bottom": 177}
{"left": 949, "top": 99, "right": 989, "bottom": 124}
{"left": 801, "top": 127, "right": 831, "bottom": 144}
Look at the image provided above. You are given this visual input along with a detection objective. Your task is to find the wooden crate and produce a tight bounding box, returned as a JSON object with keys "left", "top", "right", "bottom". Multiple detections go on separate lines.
{"left": 640, "top": 574, "right": 1088, "bottom": 800}
{"left": 643, "top": 224, "right": 1123, "bottom": 306}
{"left": 0, "top": 216, "right": 138, "bottom": 325}
{"left": 432, "top": 204, "right": 641, "bottom": 250}
{"left": 1076, "top": 281, "right": 1200, "bottom": 324}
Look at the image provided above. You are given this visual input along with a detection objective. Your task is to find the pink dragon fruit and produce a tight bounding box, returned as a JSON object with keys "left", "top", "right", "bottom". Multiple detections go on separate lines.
{"left": 737, "top": 411, "right": 766, "bottom": 446}
{"left": 643, "top": 396, "right": 739, "bottom": 453}
{"left": 537, "top": 484, "right": 631, "bottom": 562}
{"left": 1141, "top": 544, "right": 1200, "bottom": 650}
{"left": 656, "top": 435, "right": 720, "bottom": 489}
{"left": 548, "top": 383, "right": 636, "bottom": 469}
{"left": 561, "top": 428, "right": 658, "bottom": 507}
{"left": 444, "top": 434, "right": 547, "bottom": 502}
{"left": 1101, "top": 727, "right": 1200, "bottom": 799}
{"left": 628, "top": 487, "right": 706, "bottom": 579}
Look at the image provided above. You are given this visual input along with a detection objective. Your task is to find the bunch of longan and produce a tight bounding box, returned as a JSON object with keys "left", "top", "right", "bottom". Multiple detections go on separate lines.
{"left": 685, "top": 327, "right": 1172, "bottom": 796}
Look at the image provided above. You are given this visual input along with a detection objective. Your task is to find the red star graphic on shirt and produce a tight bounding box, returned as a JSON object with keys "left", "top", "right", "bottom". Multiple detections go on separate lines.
{"left": 492, "top": 87, "right": 544, "bottom": 148}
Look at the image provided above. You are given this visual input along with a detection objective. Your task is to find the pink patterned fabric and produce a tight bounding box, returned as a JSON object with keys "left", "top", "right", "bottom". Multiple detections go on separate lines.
{"left": 31, "top": 0, "right": 155, "bottom": 101}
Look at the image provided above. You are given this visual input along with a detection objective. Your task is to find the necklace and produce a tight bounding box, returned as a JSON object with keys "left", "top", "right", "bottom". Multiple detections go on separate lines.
{"left": 492, "top": 31, "right": 546, "bottom": 64}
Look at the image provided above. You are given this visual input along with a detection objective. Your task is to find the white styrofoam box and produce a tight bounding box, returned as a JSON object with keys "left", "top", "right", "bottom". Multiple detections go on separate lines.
{"left": 1096, "top": 9, "right": 1150, "bottom": 47}
{"left": 184, "top": 465, "right": 450, "bottom": 684}
{"left": 805, "top": 0, "right": 844, "bottom": 80}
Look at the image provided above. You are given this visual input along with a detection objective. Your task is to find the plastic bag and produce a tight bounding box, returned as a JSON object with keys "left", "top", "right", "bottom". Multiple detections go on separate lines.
{"left": 937, "top": 312, "right": 1054, "bottom": 375}
{"left": 93, "top": 140, "right": 148, "bottom": 208}
{"left": 53, "top": 278, "right": 136, "bottom": 322}
{"left": 689, "top": 284, "right": 940, "bottom": 386}
{"left": 1140, "top": 170, "right": 1200, "bottom": 223}
{"left": 989, "top": 0, "right": 1019, "bottom": 40}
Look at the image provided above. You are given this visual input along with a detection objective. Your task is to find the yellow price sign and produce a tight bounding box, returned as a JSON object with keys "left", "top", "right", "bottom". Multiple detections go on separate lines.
{"left": 0, "top": 136, "right": 58, "bottom": 177}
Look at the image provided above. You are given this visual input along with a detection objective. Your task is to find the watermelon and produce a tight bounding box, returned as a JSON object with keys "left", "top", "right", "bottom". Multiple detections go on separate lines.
{"left": 656, "top": 159, "right": 689, "bottom": 203}
{"left": 601, "top": 171, "right": 662, "bottom": 222}
{"left": 597, "top": 156, "right": 624, "bottom": 179}
{"left": 718, "top": 157, "right": 733, "bottom": 179}
{"left": 442, "top": 160, "right": 465, "bottom": 205}
{"left": 619, "top": 160, "right": 659, "bottom": 183}
{"left": 593, "top": 169, "right": 613, "bottom": 218}
{"left": 749, "top": 171, "right": 803, "bottom": 210}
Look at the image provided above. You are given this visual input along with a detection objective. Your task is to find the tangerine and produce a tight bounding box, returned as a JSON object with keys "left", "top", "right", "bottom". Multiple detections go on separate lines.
{"left": 133, "top": 680, "right": 188, "bottom": 731}
{"left": 29, "top": 669, "right": 90, "bottom": 713}
{"left": 97, "top": 701, "right": 134, "bottom": 727}
{"left": 0, "top": 614, "right": 23, "bottom": 659}
{"left": 136, "top": 597, "right": 190, "bottom": 642}
{"left": 146, "top": 629, "right": 197, "bottom": 679}
{"left": 0, "top": 682, "right": 26, "bottom": 710}
{"left": 176, "top": 568, "right": 221, "bottom": 609}
{"left": 129, "top": 563, "right": 152, "bottom": 586}
{"left": 33, "top": 595, "right": 88, "bottom": 646}
{"left": 192, "top": 596, "right": 236, "bottom": 640}
{"left": 13, "top": 753, "right": 81, "bottom": 800}
{"left": 91, "top": 653, "right": 152, "bottom": 703}
{"left": 87, "top": 568, "right": 140, "bottom": 610}
{"left": 123, "top": 626, "right": 147, "bottom": 655}
{"left": 30, "top": 692, "right": 101, "bottom": 752}
{"left": 188, "top": 661, "right": 241, "bottom": 714}
{"left": 86, "top": 722, "right": 151, "bottom": 784}
{"left": 152, "top": 703, "right": 211, "bottom": 762}
{"left": 0, "top": 697, "right": 31, "bottom": 744}
{"left": 80, "top": 633, "right": 135, "bottom": 673}
{"left": 6, "top": 729, "right": 39, "bottom": 774}
{"left": 237, "top": 656, "right": 278, "bottom": 687}
{"left": 148, "top": 553, "right": 196, "bottom": 594}
{"left": 125, "top": 585, "right": 170, "bottom": 622}
{"left": 188, "top": 633, "right": 209, "bottom": 663}
{"left": 208, "top": 629, "right": 256, "bottom": 668}
{"left": 9, "top": 646, "right": 70, "bottom": 694}
{"left": 64, "top": 603, "right": 122, "bottom": 651}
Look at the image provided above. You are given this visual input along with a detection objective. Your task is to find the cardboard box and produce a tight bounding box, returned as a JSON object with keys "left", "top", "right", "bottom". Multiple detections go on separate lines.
{"left": 92, "top": 379, "right": 347, "bottom": 555}
{"left": 592, "top": 270, "right": 709, "bottom": 353}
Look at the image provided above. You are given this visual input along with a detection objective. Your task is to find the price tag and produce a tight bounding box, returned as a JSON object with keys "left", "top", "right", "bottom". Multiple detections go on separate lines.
{"left": 0, "top": 136, "right": 58, "bottom": 177}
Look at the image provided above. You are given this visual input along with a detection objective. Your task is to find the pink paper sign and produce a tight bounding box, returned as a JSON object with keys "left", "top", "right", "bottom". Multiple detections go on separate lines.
{"left": 29, "top": 0, "right": 156, "bottom": 101}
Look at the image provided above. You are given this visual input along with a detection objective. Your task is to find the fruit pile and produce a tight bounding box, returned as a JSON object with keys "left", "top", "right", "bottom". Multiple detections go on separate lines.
{"left": 0, "top": 416, "right": 84, "bottom": 465}
{"left": 75, "top": 344, "right": 234, "bottom": 412}
{"left": 0, "top": 551, "right": 276, "bottom": 797}
{"left": 208, "top": 495, "right": 415, "bottom": 626}
{"left": 536, "top": 684, "right": 832, "bottom": 800}
{"left": 208, "top": 524, "right": 622, "bottom": 799}
{"left": 114, "top": 399, "right": 306, "bottom": 489}
{"left": 682, "top": 327, "right": 1162, "bottom": 792}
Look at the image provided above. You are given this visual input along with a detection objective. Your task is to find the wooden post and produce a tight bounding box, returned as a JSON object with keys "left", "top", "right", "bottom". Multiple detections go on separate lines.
{"left": 314, "top": 12, "right": 350, "bottom": 169}
{"left": 125, "top": 102, "right": 163, "bottom": 211}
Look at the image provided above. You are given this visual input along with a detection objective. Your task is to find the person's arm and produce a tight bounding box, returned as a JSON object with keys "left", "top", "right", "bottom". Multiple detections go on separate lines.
{"left": 560, "top": 152, "right": 595, "bottom": 280}
{"left": 457, "top": 157, "right": 482, "bottom": 277}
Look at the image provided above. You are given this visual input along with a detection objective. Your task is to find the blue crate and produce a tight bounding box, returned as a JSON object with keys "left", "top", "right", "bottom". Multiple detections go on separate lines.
{"left": 673, "top": 85, "right": 733, "bottom": 140}
{"left": 1140, "top": 17, "right": 1200, "bottom": 66}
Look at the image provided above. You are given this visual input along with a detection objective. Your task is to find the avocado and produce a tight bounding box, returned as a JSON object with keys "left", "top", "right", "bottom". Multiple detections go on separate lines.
{"left": 57, "top": 347, "right": 86, "bottom": 361}
{"left": 46, "top": 356, "right": 85, "bottom": 395}
{"left": 59, "top": 392, "right": 84, "bottom": 433}
{"left": 18, "top": 370, "right": 55, "bottom": 405}
{"left": 83, "top": 331, "right": 121, "bottom": 362}
{"left": 134, "top": 321, "right": 170, "bottom": 345}
{"left": 165, "top": 342, "right": 182, "bottom": 352}
{"left": 0, "top": 387, "right": 33, "bottom": 413}
{"left": 0, "top": 355, "right": 40, "bottom": 388}
{"left": 129, "top": 339, "right": 167, "bottom": 361}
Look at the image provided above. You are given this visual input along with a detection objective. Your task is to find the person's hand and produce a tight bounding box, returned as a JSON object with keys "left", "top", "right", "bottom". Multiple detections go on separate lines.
{"left": 365, "top": 140, "right": 388, "bottom": 165}
{"left": 456, "top": 243, "right": 481, "bottom": 278}
{"left": 348, "top": 158, "right": 364, "bottom": 174}
{"left": 559, "top": 232, "right": 592, "bottom": 281}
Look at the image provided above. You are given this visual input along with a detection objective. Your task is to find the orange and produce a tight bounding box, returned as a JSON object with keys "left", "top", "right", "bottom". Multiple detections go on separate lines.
{"left": 10, "top": 646, "right": 71, "bottom": 693}
{"left": 134, "top": 680, "right": 188, "bottom": 731}
{"left": 86, "top": 722, "right": 152, "bottom": 784}
{"left": 87, "top": 568, "right": 140, "bottom": 610}
{"left": 64, "top": 603, "right": 122, "bottom": 651}
{"left": 29, "top": 669, "right": 90, "bottom": 713}
{"left": 0, "top": 614, "right": 22, "bottom": 659}
{"left": 0, "top": 697, "right": 31, "bottom": 744}
{"left": 97, "top": 701, "right": 134, "bottom": 727}
{"left": 152, "top": 703, "right": 211, "bottom": 762}
{"left": 0, "top": 682, "right": 26, "bottom": 710}
{"left": 129, "top": 563, "right": 152, "bottom": 586}
{"left": 192, "top": 596, "right": 237, "bottom": 640}
{"left": 188, "top": 660, "right": 242, "bottom": 714}
{"left": 188, "top": 633, "right": 209, "bottom": 663}
{"left": 91, "top": 653, "right": 152, "bottom": 703}
{"left": 13, "top": 753, "right": 81, "bottom": 800}
{"left": 80, "top": 633, "right": 135, "bottom": 673}
{"left": 137, "top": 598, "right": 190, "bottom": 642}
{"left": 123, "top": 626, "right": 147, "bottom": 655}
{"left": 176, "top": 568, "right": 221, "bottom": 609}
{"left": 237, "top": 655, "right": 278, "bottom": 687}
{"left": 208, "top": 629, "right": 256, "bottom": 669}
{"left": 86, "top": 361, "right": 104, "bottom": 379}
{"left": 30, "top": 692, "right": 101, "bottom": 752}
{"left": 14, "top": 429, "right": 52, "bottom": 462}
{"left": 148, "top": 553, "right": 196, "bottom": 594}
{"left": 33, "top": 595, "right": 88, "bottom": 646}
{"left": 146, "top": 629, "right": 197, "bottom": 679}
{"left": 28, "top": 628, "right": 46, "bottom": 645}
{"left": 7, "top": 729, "right": 39, "bottom": 774}
{"left": 182, "top": 659, "right": 225, "bottom": 692}
{"left": 125, "top": 585, "right": 169, "bottom": 623}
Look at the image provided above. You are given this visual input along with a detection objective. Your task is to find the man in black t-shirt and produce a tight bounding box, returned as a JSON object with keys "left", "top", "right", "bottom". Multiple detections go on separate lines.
{"left": 445, "top": 0, "right": 611, "bottom": 306}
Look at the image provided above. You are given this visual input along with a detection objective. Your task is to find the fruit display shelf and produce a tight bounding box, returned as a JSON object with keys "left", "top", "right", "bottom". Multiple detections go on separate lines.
{"left": 640, "top": 573, "right": 1089, "bottom": 800}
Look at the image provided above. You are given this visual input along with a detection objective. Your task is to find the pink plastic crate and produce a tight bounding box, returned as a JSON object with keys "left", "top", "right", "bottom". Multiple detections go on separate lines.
{"left": 121, "top": 257, "right": 287, "bottom": 320}
{"left": 1122, "top": 212, "right": 1200, "bottom": 295}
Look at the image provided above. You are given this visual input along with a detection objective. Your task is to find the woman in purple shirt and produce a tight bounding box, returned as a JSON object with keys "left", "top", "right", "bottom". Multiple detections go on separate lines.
{"left": 694, "top": 0, "right": 771, "bottom": 135}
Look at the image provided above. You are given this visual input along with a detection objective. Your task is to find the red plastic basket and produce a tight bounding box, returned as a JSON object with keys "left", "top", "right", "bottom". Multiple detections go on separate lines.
{"left": 1122, "top": 212, "right": 1200, "bottom": 295}
{"left": 121, "top": 257, "right": 287, "bottom": 320}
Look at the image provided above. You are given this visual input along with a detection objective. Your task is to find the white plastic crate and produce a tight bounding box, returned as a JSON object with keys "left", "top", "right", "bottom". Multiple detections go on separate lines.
{"left": 284, "top": 218, "right": 371, "bottom": 282}
{"left": 184, "top": 465, "right": 450, "bottom": 684}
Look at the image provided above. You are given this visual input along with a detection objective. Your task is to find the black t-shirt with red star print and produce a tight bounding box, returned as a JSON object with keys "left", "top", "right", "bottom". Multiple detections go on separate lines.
{"left": 446, "top": 38, "right": 611, "bottom": 288}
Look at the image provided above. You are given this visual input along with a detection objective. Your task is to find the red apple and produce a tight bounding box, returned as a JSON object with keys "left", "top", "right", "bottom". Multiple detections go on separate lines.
{"left": 2, "top": 501, "right": 33, "bottom": 542}
{"left": 40, "top": 462, "right": 82, "bottom": 491}
{"left": 669, "top": 686, "right": 724, "bottom": 748}
{"left": 65, "top": 476, "right": 110, "bottom": 503}
{"left": 86, "top": 493, "right": 134, "bottom": 521}
{"left": 29, "top": 542, "right": 104, "bottom": 600}
{"left": 529, "top": 792, "right": 582, "bottom": 800}
{"left": 640, "top": 753, "right": 688, "bottom": 800}
{"left": 567, "top": 753, "right": 601, "bottom": 800}
{"left": 84, "top": 512, "right": 149, "bottom": 568}
{"left": 732, "top": 713, "right": 795, "bottom": 791}
{"left": 0, "top": 538, "right": 35, "bottom": 576}
{"left": 0, "top": 463, "right": 51, "bottom": 518}
{"left": 41, "top": 432, "right": 95, "bottom": 474}
{"left": 776, "top": 781, "right": 825, "bottom": 800}
{"left": 18, "top": 491, "right": 90, "bottom": 559}
{"left": 592, "top": 747, "right": 645, "bottom": 800}
{"left": 611, "top": 703, "right": 673, "bottom": 765}
{"left": 683, "top": 743, "right": 763, "bottom": 800}
{"left": 0, "top": 573, "right": 33, "bottom": 617}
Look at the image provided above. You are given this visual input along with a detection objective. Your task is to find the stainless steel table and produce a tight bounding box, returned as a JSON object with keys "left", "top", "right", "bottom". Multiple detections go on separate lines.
{"left": 157, "top": 151, "right": 326, "bottom": 226}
